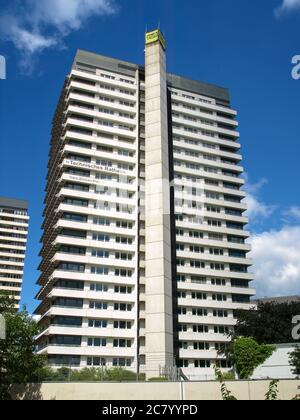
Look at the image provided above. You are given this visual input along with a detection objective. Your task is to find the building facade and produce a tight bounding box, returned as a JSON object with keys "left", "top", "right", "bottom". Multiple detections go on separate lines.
{"left": 0, "top": 197, "right": 29, "bottom": 308}
{"left": 35, "top": 31, "right": 255, "bottom": 379}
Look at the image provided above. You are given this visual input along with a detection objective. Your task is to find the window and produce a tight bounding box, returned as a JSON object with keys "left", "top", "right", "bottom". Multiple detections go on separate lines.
{"left": 115, "top": 269, "right": 132, "bottom": 278}
{"left": 229, "top": 250, "right": 246, "bottom": 258}
{"left": 211, "top": 278, "right": 226, "bottom": 286}
{"left": 189, "top": 231, "right": 203, "bottom": 239}
{"left": 116, "top": 237, "right": 133, "bottom": 245}
{"left": 90, "top": 283, "right": 108, "bottom": 292}
{"left": 178, "top": 307, "right": 187, "bottom": 315}
{"left": 192, "top": 308, "right": 208, "bottom": 317}
{"left": 50, "top": 335, "right": 81, "bottom": 346}
{"left": 113, "top": 339, "right": 132, "bottom": 348}
{"left": 179, "top": 360, "right": 189, "bottom": 368}
{"left": 213, "top": 310, "right": 228, "bottom": 318}
{"left": 193, "top": 325, "right": 209, "bottom": 333}
{"left": 89, "top": 301, "right": 108, "bottom": 310}
{"left": 210, "top": 263, "right": 225, "bottom": 271}
{"left": 114, "top": 303, "right": 132, "bottom": 311}
{"left": 190, "top": 261, "right": 205, "bottom": 269}
{"left": 53, "top": 298, "right": 83, "bottom": 308}
{"left": 190, "top": 246, "right": 204, "bottom": 254}
{"left": 88, "top": 338, "right": 107, "bottom": 347}
{"left": 52, "top": 316, "right": 82, "bottom": 327}
{"left": 61, "top": 229, "right": 86, "bottom": 239}
{"left": 60, "top": 246, "right": 86, "bottom": 256}
{"left": 92, "top": 233, "right": 110, "bottom": 242}
{"left": 114, "top": 285, "right": 132, "bottom": 294}
{"left": 88, "top": 319, "right": 107, "bottom": 328}
{"left": 114, "top": 321, "right": 131, "bottom": 329}
{"left": 55, "top": 280, "right": 84, "bottom": 290}
{"left": 210, "top": 248, "right": 224, "bottom": 256}
{"left": 194, "top": 342, "right": 210, "bottom": 351}
{"left": 212, "top": 294, "right": 227, "bottom": 302}
{"left": 208, "top": 219, "right": 222, "bottom": 227}
{"left": 113, "top": 358, "right": 132, "bottom": 367}
{"left": 59, "top": 263, "right": 85, "bottom": 273}
{"left": 178, "top": 324, "right": 188, "bottom": 332}
{"left": 87, "top": 357, "right": 106, "bottom": 367}
{"left": 91, "top": 250, "right": 109, "bottom": 258}
{"left": 116, "top": 221, "right": 133, "bottom": 229}
{"left": 191, "top": 276, "right": 207, "bottom": 284}
{"left": 194, "top": 360, "right": 211, "bottom": 368}
{"left": 93, "top": 218, "right": 110, "bottom": 226}
{"left": 115, "top": 253, "right": 132, "bottom": 261}
{"left": 63, "top": 213, "right": 87, "bottom": 223}
{"left": 63, "top": 197, "right": 89, "bottom": 206}
{"left": 65, "top": 182, "right": 89, "bottom": 192}
{"left": 90, "top": 267, "right": 109, "bottom": 275}
{"left": 214, "top": 326, "right": 230, "bottom": 335}
{"left": 192, "top": 292, "right": 207, "bottom": 300}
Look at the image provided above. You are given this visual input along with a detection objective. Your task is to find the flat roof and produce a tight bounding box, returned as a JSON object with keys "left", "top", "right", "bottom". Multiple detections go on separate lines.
{"left": 253, "top": 295, "right": 300, "bottom": 304}
{"left": 0, "top": 197, "right": 28, "bottom": 210}
{"left": 73, "top": 49, "right": 230, "bottom": 103}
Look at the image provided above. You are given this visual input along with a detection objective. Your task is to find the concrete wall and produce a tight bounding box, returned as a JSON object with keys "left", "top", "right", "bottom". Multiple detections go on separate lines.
{"left": 10, "top": 379, "right": 300, "bottom": 401}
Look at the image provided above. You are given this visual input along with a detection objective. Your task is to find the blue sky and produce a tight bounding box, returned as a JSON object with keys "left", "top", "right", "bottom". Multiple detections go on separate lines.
{"left": 0, "top": 0, "right": 300, "bottom": 313}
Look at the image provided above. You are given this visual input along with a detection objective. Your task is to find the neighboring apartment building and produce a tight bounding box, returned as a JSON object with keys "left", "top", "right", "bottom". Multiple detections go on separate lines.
{"left": 35, "top": 30, "right": 255, "bottom": 379}
{"left": 0, "top": 197, "right": 29, "bottom": 308}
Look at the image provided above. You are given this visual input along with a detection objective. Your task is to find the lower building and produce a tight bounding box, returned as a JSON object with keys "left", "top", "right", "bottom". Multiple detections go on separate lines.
{"left": 252, "top": 343, "right": 298, "bottom": 380}
{"left": 0, "top": 197, "right": 29, "bottom": 308}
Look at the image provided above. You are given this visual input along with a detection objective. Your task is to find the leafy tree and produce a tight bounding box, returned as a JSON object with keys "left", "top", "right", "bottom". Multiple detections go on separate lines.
{"left": 233, "top": 301, "right": 300, "bottom": 344}
{"left": 0, "top": 293, "right": 46, "bottom": 399}
{"left": 228, "top": 337, "right": 275, "bottom": 380}
{"left": 289, "top": 346, "right": 300, "bottom": 377}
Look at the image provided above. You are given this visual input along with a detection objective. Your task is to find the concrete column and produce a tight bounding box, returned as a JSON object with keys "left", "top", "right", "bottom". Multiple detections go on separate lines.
{"left": 144, "top": 32, "right": 174, "bottom": 378}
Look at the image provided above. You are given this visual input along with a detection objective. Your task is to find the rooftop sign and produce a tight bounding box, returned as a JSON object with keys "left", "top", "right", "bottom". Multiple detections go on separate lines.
{"left": 145, "top": 30, "right": 166, "bottom": 50}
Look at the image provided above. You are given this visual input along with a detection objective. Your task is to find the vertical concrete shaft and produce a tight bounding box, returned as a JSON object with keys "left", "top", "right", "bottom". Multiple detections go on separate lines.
{"left": 145, "top": 35, "right": 174, "bottom": 378}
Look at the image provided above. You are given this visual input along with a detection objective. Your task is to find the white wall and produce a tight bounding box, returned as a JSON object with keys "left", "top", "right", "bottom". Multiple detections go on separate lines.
{"left": 252, "top": 344, "right": 297, "bottom": 380}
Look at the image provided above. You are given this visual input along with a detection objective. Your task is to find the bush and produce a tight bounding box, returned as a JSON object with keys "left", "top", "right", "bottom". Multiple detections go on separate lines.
{"left": 219, "top": 371, "right": 235, "bottom": 381}
{"left": 39, "top": 367, "right": 140, "bottom": 382}
{"left": 147, "top": 377, "right": 168, "bottom": 382}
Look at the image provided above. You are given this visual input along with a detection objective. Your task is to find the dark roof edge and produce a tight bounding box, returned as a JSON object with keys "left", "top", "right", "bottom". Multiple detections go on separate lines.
{"left": 72, "top": 49, "right": 139, "bottom": 78}
{"left": 167, "top": 73, "right": 230, "bottom": 103}
{"left": 0, "top": 197, "right": 28, "bottom": 210}
{"left": 72, "top": 49, "right": 230, "bottom": 102}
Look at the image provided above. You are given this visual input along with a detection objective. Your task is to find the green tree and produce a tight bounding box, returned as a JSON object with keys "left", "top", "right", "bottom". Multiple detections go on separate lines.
{"left": 229, "top": 337, "right": 275, "bottom": 380}
{"left": 233, "top": 301, "right": 300, "bottom": 344}
{"left": 0, "top": 293, "right": 46, "bottom": 399}
{"left": 289, "top": 346, "right": 300, "bottom": 378}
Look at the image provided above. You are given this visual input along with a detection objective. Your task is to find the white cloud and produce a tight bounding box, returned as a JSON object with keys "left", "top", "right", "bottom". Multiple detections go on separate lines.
{"left": 276, "top": 0, "right": 300, "bottom": 15}
{"left": 0, "top": 0, "right": 117, "bottom": 72}
{"left": 250, "top": 226, "right": 300, "bottom": 298}
{"left": 243, "top": 178, "right": 276, "bottom": 223}
{"left": 284, "top": 206, "right": 300, "bottom": 221}
{"left": 245, "top": 194, "right": 276, "bottom": 220}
